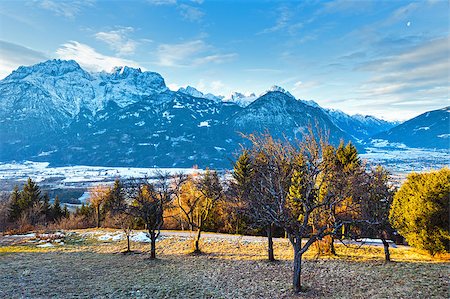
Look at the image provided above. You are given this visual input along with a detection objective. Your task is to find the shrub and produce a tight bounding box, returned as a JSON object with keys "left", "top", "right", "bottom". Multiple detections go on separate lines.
{"left": 390, "top": 168, "right": 450, "bottom": 255}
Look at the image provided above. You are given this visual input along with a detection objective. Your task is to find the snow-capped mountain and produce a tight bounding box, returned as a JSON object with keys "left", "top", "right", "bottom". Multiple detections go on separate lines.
{"left": 231, "top": 91, "right": 352, "bottom": 145}
{"left": 223, "top": 86, "right": 293, "bottom": 108}
{"left": 373, "top": 107, "right": 449, "bottom": 149}
{"left": 0, "top": 59, "right": 442, "bottom": 168}
{"left": 177, "top": 86, "right": 223, "bottom": 103}
{"left": 261, "top": 85, "right": 295, "bottom": 98}
{"left": 325, "top": 109, "right": 399, "bottom": 141}
{"left": 223, "top": 92, "right": 258, "bottom": 107}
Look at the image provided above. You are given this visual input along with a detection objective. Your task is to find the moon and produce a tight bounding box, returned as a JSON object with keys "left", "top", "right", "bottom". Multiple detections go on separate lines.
{"left": 407, "top": 21, "right": 411, "bottom": 27}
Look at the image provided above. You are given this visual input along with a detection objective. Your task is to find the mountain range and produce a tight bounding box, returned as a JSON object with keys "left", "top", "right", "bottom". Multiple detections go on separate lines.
{"left": 0, "top": 59, "right": 447, "bottom": 168}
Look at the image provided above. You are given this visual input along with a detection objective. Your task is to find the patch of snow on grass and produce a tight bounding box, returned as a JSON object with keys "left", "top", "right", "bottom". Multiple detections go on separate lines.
{"left": 131, "top": 232, "right": 150, "bottom": 243}
{"left": 37, "top": 242, "right": 54, "bottom": 248}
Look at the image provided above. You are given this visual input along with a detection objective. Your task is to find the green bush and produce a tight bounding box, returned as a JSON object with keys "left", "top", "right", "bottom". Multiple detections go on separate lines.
{"left": 390, "top": 168, "right": 450, "bottom": 255}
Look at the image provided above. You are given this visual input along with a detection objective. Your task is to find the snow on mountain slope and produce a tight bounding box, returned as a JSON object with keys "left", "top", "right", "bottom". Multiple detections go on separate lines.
{"left": 222, "top": 92, "right": 258, "bottom": 107}
{"left": 2, "top": 59, "right": 440, "bottom": 169}
{"left": 373, "top": 107, "right": 449, "bottom": 149}
{"left": 325, "top": 109, "right": 399, "bottom": 140}
{"left": 177, "top": 86, "right": 223, "bottom": 103}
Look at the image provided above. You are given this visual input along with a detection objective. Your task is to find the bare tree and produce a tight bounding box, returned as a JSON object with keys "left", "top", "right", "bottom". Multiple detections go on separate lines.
{"left": 112, "top": 212, "right": 135, "bottom": 253}
{"left": 240, "top": 130, "right": 360, "bottom": 292}
{"left": 176, "top": 170, "right": 223, "bottom": 253}
{"left": 241, "top": 134, "right": 296, "bottom": 262}
{"left": 356, "top": 166, "right": 395, "bottom": 262}
{"left": 125, "top": 173, "right": 184, "bottom": 259}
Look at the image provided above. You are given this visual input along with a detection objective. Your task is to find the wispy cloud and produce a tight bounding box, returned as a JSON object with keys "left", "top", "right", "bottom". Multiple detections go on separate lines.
{"left": 35, "top": 0, "right": 94, "bottom": 18}
{"left": 56, "top": 41, "right": 143, "bottom": 72}
{"left": 146, "top": 0, "right": 204, "bottom": 22}
{"left": 155, "top": 40, "right": 236, "bottom": 67}
{"left": 354, "top": 36, "right": 449, "bottom": 119}
{"left": 259, "top": 5, "right": 292, "bottom": 34}
{"left": 146, "top": 0, "right": 177, "bottom": 5}
{"left": 95, "top": 27, "right": 139, "bottom": 56}
{"left": 178, "top": 4, "right": 204, "bottom": 22}
{"left": 319, "top": 0, "right": 374, "bottom": 15}
{"left": 0, "top": 40, "right": 48, "bottom": 79}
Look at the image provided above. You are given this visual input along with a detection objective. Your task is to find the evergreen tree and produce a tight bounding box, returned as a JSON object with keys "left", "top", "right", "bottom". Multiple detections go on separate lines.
{"left": 336, "top": 141, "right": 360, "bottom": 171}
{"left": 8, "top": 185, "right": 22, "bottom": 221}
{"left": 19, "top": 178, "right": 42, "bottom": 211}
{"left": 103, "top": 179, "right": 125, "bottom": 215}
{"left": 390, "top": 168, "right": 450, "bottom": 255}
{"left": 232, "top": 150, "right": 255, "bottom": 234}
{"left": 42, "top": 193, "right": 51, "bottom": 221}
{"left": 63, "top": 205, "right": 69, "bottom": 218}
{"left": 52, "top": 195, "right": 63, "bottom": 221}
{"left": 233, "top": 150, "right": 254, "bottom": 196}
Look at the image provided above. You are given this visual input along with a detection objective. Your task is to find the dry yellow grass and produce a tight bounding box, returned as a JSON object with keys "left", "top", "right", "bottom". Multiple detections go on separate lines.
{"left": 0, "top": 229, "right": 448, "bottom": 298}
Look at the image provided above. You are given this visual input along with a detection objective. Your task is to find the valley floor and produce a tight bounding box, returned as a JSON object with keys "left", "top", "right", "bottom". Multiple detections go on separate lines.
{"left": 0, "top": 229, "right": 448, "bottom": 298}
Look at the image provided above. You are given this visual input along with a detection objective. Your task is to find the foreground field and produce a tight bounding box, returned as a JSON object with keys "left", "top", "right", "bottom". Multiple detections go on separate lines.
{"left": 0, "top": 229, "right": 448, "bottom": 298}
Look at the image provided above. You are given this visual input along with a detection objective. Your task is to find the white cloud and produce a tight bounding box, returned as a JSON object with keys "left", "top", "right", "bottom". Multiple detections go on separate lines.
{"left": 146, "top": 0, "right": 177, "bottom": 5}
{"left": 35, "top": 0, "right": 94, "bottom": 18}
{"left": 146, "top": 0, "right": 204, "bottom": 22}
{"left": 349, "top": 36, "right": 450, "bottom": 120}
{"left": 194, "top": 53, "right": 237, "bottom": 65}
{"left": 95, "top": 27, "right": 138, "bottom": 56}
{"left": 195, "top": 79, "right": 227, "bottom": 95}
{"left": 56, "top": 41, "right": 143, "bottom": 72}
{"left": 259, "top": 6, "right": 291, "bottom": 34}
{"left": 0, "top": 40, "right": 48, "bottom": 79}
{"left": 178, "top": 4, "right": 204, "bottom": 22}
{"left": 156, "top": 40, "right": 236, "bottom": 67}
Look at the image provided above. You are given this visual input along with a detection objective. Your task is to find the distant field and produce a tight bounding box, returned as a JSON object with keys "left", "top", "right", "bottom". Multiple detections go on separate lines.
{"left": 0, "top": 229, "right": 448, "bottom": 298}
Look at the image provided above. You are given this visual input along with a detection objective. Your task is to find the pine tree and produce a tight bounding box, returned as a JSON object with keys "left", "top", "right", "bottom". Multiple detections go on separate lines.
{"left": 103, "top": 179, "right": 125, "bottom": 215}
{"left": 42, "top": 193, "right": 51, "bottom": 221}
{"left": 19, "top": 178, "right": 42, "bottom": 211}
{"left": 52, "top": 195, "right": 63, "bottom": 221}
{"left": 336, "top": 141, "right": 360, "bottom": 171}
{"left": 63, "top": 205, "right": 69, "bottom": 218}
{"left": 233, "top": 150, "right": 254, "bottom": 195}
{"left": 8, "top": 185, "right": 22, "bottom": 221}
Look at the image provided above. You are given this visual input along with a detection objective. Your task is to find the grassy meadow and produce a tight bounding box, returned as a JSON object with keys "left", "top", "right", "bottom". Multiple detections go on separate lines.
{"left": 0, "top": 229, "right": 448, "bottom": 298}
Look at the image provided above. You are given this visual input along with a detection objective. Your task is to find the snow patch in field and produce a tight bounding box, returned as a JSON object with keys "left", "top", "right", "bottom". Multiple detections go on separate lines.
{"left": 98, "top": 233, "right": 124, "bottom": 241}
{"left": 37, "top": 242, "right": 54, "bottom": 248}
{"left": 131, "top": 232, "right": 150, "bottom": 243}
{"left": 9, "top": 233, "right": 36, "bottom": 238}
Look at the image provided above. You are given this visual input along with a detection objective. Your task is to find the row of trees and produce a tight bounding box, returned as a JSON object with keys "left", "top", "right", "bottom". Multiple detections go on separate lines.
{"left": 1, "top": 132, "right": 448, "bottom": 293}
{"left": 71, "top": 132, "right": 398, "bottom": 292}
{"left": 4, "top": 178, "right": 68, "bottom": 230}
{"left": 231, "top": 132, "right": 397, "bottom": 291}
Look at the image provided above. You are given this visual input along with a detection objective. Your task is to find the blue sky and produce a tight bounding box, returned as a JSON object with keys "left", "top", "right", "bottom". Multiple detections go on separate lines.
{"left": 0, "top": 0, "right": 448, "bottom": 120}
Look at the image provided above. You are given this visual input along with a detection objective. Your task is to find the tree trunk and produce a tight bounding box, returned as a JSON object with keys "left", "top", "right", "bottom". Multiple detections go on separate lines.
{"left": 194, "top": 228, "right": 202, "bottom": 253}
{"left": 267, "top": 224, "right": 275, "bottom": 261}
{"left": 330, "top": 237, "right": 336, "bottom": 255}
{"left": 381, "top": 238, "right": 390, "bottom": 262}
{"left": 149, "top": 231, "right": 156, "bottom": 259}
{"left": 96, "top": 206, "right": 100, "bottom": 228}
{"left": 293, "top": 242, "right": 303, "bottom": 293}
{"left": 127, "top": 234, "right": 130, "bottom": 252}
